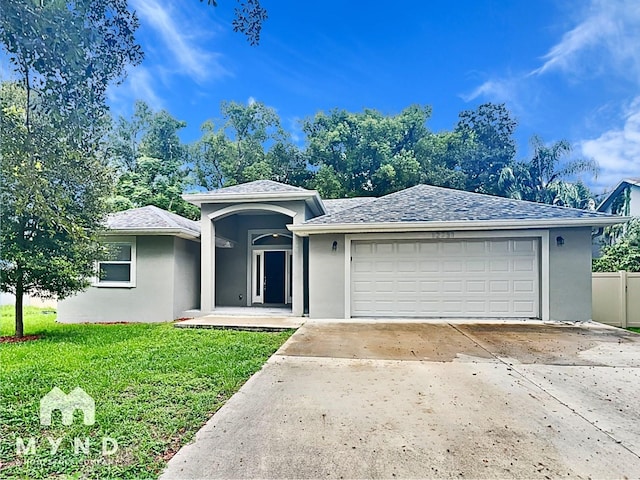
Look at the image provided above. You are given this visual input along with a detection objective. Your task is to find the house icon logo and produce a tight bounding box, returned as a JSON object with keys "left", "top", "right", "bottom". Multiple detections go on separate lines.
{"left": 40, "top": 387, "right": 95, "bottom": 426}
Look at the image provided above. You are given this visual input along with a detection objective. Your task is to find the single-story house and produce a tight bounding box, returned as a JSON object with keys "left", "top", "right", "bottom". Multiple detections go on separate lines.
{"left": 58, "top": 180, "right": 625, "bottom": 323}
{"left": 58, "top": 205, "right": 200, "bottom": 323}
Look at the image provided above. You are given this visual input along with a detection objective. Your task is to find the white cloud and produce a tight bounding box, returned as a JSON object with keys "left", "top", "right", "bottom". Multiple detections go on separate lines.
{"left": 531, "top": 0, "right": 640, "bottom": 81}
{"left": 107, "top": 66, "right": 164, "bottom": 114}
{"left": 130, "top": 0, "right": 228, "bottom": 83}
{"left": 247, "top": 96, "right": 256, "bottom": 106}
{"left": 580, "top": 97, "right": 640, "bottom": 189}
{"left": 461, "top": 78, "right": 518, "bottom": 105}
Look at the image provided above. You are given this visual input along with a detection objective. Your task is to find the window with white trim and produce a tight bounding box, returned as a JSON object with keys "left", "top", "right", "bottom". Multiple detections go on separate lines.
{"left": 95, "top": 240, "right": 136, "bottom": 287}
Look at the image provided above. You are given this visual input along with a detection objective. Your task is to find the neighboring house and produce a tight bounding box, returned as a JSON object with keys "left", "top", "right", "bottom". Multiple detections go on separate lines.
{"left": 597, "top": 178, "right": 640, "bottom": 217}
{"left": 58, "top": 206, "right": 200, "bottom": 323}
{"left": 59, "top": 180, "right": 624, "bottom": 323}
{"left": 593, "top": 178, "right": 640, "bottom": 256}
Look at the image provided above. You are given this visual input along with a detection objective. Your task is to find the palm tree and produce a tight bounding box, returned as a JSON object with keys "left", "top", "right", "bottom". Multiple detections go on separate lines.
{"left": 498, "top": 136, "right": 598, "bottom": 208}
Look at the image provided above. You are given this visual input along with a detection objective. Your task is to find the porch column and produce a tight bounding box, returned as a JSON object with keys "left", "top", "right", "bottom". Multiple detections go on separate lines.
{"left": 201, "top": 217, "right": 215, "bottom": 312}
{"left": 292, "top": 233, "right": 304, "bottom": 316}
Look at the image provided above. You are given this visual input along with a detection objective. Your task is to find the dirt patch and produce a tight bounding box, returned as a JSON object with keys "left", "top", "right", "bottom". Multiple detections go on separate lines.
{"left": 280, "top": 322, "right": 494, "bottom": 361}
{"left": 456, "top": 323, "right": 640, "bottom": 365}
{"left": 0, "top": 334, "right": 41, "bottom": 343}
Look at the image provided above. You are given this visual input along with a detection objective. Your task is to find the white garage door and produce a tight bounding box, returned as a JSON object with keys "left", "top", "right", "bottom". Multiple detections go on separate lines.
{"left": 350, "top": 238, "right": 539, "bottom": 318}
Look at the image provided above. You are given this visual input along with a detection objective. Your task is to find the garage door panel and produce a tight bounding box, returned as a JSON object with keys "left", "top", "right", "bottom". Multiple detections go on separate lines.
{"left": 489, "top": 259, "right": 510, "bottom": 272}
{"left": 489, "top": 240, "right": 510, "bottom": 253}
{"left": 420, "top": 281, "right": 440, "bottom": 293}
{"left": 514, "top": 258, "right": 535, "bottom": 272}
{"left": 514, "top": 301, "right": 536, "bottom": 314}
{"left": 513, "top": 239, "right": 535, "bottom": 253}
{"left": 397, "top": 242, "right": 417, "bottom": 254}
{"left": 466, "top": 260, "right": 487, "bottom": 272}
{"left": 352, "top": 262, "right": 372, "bottom": 273}
{"left": 466, "top": 301, "right": 487, "bottom": 314}
{"left": 443, "top": 261, "right": 463, "bottom": 273}
{"left": 442, "top": 280, "right": 463, "bottom": 293}
{"left": 466, "top": 280, "right": 487, "bottom": 293}
{"left": 351, "top": 238, "right": 540, "bottom": 319}
{"left": 419, "top": 261, "right": 440, "bottom": 272}
{"left": 374, "top": 243, "right": 394, "bottom": 254}
{"left": 398, "top": 261, "right": 417, "bottom": 273}
{"left": 374, "top": 262, "right": 394, "bottom": 273}
{"left": 442, "top": 242, "right": 463, "bottom": 254}
{"left": 514, "top": 280, "right": 535, "bottom": 293}
{"left": 489, "top": 280, "right": 509, "bottom": 293}
{"left": 489, "top": 301, "right": 510, "bottom": 313}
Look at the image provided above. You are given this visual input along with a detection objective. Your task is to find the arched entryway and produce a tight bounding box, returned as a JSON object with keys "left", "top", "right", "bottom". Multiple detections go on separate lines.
{"left": 200, "top": 203, "right": 304, "bottom": 315}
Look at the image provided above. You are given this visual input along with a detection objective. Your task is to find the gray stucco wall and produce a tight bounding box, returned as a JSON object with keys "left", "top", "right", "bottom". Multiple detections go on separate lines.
{"left": 549, "top": 227, "right": 593, "bottom": 321}
{"left": 308, "top": 234, "right": 346, "bottom": 318}
{"left": 307, "top": 228, "right": 594, "bottom": 321}
{"left": 58, "top": 236, "right": 176, "bottom": 323}
{"left": 173, "top": 237, "right": 201, "bottom": 317}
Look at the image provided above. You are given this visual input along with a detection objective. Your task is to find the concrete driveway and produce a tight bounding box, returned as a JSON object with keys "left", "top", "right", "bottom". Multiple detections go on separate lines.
{"left": 161, "top": 321, "right": 640, "bottom": 479}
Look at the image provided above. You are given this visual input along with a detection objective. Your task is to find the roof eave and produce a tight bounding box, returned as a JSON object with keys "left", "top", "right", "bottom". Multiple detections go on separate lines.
{"left": 287, "top": 217, "right": 630, "bottom": 236}
{"left": 103, "top": 228, "right": 201, "bottom": 241}
{"left": 183, "top": 191, "right": 320, "bottom": 207}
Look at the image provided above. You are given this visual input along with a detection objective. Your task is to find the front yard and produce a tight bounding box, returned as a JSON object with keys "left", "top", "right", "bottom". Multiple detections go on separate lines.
{"left": 0, "top": 307, "right": 292, "bottom": 479}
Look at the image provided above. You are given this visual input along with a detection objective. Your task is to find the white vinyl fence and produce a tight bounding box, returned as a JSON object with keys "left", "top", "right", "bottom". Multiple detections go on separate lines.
{"left": 592, "top": 271, "right": 640, "bottom": 328}
{"left": 0, "top": 292, "right": 57, "bottom": 309}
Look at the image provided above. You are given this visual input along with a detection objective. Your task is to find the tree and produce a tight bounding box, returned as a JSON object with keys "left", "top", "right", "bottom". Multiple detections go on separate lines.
{"left": 414, "top": 131, "right": 470, "bottom": 190}
{"left": 190, "top": 100, "right": 309, "bottom": 189}
{"left": 454, "top": 103, "right": 517, "bottom": 194}
{"left": 189, "top": 120, "right": 235, "bottom": 190}
{"left": 107, "top": 101, "right": 198, "bottom": 219}
{"left": 593, "top": 220, "right": 640, "bottom": 272}
{"left": 498, "top": 135, "right": 598, "bottom": 208}
{"left": 0, "top": 83, "right": 113, "bottom": 337}
{"left": 0, "top": 0, "right": 141, "bottom": 337}
{"left": 303, "top": 105, "right": 431, "bottom": 197}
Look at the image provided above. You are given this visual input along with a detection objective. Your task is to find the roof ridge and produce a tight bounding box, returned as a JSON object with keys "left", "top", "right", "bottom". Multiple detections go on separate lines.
{"left": 150, "top": 205, "right": 200, "bottom": 232}
{"left": 411, "top": 183, "right": 608, "bottom": 215}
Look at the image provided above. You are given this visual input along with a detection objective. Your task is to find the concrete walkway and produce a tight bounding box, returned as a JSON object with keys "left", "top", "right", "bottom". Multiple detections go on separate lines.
{"left": 161, "top": 321, "right": 640, "bottom": 479}
{"left": 174, "top": 315, "right": 303, "bottom": 331}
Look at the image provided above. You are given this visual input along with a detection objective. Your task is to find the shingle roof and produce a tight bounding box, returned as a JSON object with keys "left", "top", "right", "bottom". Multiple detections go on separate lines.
{"left": 203, "top": 180, "right": 310, "bottom": 195}
{"left": 106, "top": 205, "right": 200, "bottom": 237}
{"left": 321, "top": 197, "right": 376, "bottom": 215}
{"left": 305, "top": 184, "right": 614, "bottom": 225}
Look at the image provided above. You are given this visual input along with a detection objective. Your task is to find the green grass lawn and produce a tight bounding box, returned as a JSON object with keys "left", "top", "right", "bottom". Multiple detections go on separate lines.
{"left": 0, "top": 306, "right": 292, "bottom": 479}
{"left": 629, "top": 327, "right": 640, "bottom": 334}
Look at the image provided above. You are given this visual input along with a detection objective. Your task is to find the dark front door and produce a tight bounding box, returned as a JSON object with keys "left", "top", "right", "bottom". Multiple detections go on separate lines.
{"left": 264, "top": 251, "right": 286, "bottom": 304}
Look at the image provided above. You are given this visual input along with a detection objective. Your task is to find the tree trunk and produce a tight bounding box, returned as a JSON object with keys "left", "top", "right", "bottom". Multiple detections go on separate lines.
{"left": 15, "top": 282, "right": 24, "bottom": 338}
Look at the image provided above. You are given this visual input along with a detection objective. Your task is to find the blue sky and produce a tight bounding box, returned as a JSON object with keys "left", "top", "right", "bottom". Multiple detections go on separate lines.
{"left": 106, "top": 0, "right": 640, "bottom": 193}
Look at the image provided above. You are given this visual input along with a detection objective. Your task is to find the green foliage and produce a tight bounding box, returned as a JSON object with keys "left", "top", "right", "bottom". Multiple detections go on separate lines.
{"left": 190, "top": 100, "right": 309, "bottom": 190}
{"left": 0, "top": 82, "right": 113, "bottom": 337}
{"left": 107, "top": 101, "right": 199, "bottom": 219}
{"left": 0, "top": 306, "right": 291, "bottom": 478}
{"left": 200, "top": 0, "right": 268, "bottom": 46}
{"left": 498, "top": 136, "right": 597, "bottom": 207}
{"left": 454, "top": 103, "right": 517, "bottom": 194}
{"left": 302, "top": 105, "right": 432, "bottom": 197}
{"left": 0, "top": 0, "right": 142, "bottom": 125}
{"left": 593, "top": 220, "right": 640, "bottom": 272}
{"left": 0, "top": 0, "right": 141, "bottom": 337}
